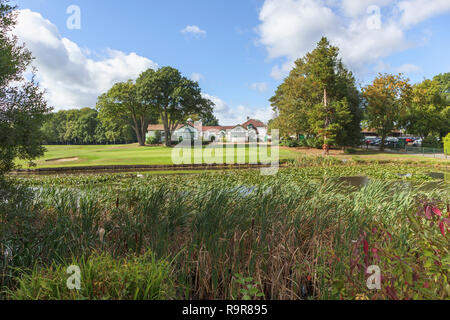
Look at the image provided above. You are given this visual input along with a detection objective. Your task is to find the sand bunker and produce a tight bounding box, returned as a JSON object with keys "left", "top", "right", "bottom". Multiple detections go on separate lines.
{"left": 45, "top": 157, "right": 79, "bottom": 163}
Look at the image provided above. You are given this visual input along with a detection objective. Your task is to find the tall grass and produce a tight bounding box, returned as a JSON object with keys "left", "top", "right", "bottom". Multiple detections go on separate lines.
{"left": 1, "top": 166, "right": 449, "bottom": 300}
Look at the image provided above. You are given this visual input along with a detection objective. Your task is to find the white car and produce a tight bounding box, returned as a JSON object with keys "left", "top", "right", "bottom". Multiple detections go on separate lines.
{"left": 412, "top": 139, "right": 422, "bottom": 147}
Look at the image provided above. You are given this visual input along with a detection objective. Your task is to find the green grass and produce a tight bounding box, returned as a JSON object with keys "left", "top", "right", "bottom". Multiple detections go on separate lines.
{"left": 15, "top": 144, "right": 299, "bottom": 169}
{"left": 2, "top": 165, "right": 449, "bottom": 300}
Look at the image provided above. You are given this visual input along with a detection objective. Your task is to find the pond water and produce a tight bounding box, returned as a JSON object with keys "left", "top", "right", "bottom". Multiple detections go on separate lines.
{"left": 335, "top": 172, "right": 449, "bottom": 191}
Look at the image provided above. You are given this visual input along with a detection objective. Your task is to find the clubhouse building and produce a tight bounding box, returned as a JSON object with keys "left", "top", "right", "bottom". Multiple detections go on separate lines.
{"left": 147, "top": 118, "right": 268, "bottom": 143}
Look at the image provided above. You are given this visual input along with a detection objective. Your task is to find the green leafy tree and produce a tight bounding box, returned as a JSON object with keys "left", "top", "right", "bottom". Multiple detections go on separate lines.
{"left": 0, "top": 0, "right": 50, "bottom": 173}
{"left": 404, "top": 79, "right": 447, "bottom": 139}
{"left": 97, "top": 80, "right": 156, "bottom": 146}
{"left": 362, "top": 73, "right": 412, "bottom": 150}
{"left": 136, "top": 67, "right": 213, "bottom": 146}
{"left": 270, "top": 37, "right": 362, "bottom": 151}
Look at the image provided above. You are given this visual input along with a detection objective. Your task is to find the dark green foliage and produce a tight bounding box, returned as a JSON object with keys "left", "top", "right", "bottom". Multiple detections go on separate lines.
{"left": 41, "top": 108, "right": 136, "bottom": 145}
{"left": 270, "top": 37, "right": 362, "bottom": 148}
{"left": 0, "top": 0, "right": 51, "bottom": 174}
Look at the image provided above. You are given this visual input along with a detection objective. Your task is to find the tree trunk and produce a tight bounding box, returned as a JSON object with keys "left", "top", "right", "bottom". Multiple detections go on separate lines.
{"left": 161, "top": 111, "right": 171, "bottom": 147}
{"left": 323, "top": 88, "right": 330, "bottom": 156}
{"left": 132, "top": 125, "right": 144, "bottom": 146}
{"left": 380, "top": 136, "right": 385, "bottom": 151}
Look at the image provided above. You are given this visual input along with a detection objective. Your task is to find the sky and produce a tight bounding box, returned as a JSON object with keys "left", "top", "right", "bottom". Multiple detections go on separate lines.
{"left": 11, "top": 0, "right": 450, "bottom": 125}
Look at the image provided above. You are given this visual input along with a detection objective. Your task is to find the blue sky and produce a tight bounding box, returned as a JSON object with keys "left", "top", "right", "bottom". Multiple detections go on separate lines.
{"left": 12, "top": 0, "right": 450, "bottom": 125}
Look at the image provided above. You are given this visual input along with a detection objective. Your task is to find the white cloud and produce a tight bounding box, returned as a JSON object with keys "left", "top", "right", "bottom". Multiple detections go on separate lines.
{"left": 190, "top": 73, "right": 204, "bottom": 82}
{"left": 340, "top": 0, "right": 391, "bottom": 17}
{"left": 374, "top": 61, "right": 422, "bottom": 75}
{"left": 396, "top": 63, "right": 422, "bottom": 74}
{"left": 257, "top": 0, "right": 450, "bottom": 80}
{"left": 181, "top": 25, "right": 206, "bottom": 37}
{"left": 250, "top": 82, "right": 269, "bottom": 93}
{"left": 202, "top": 93, "right": 273, "bottom": 125}
{"left": 398, "top": 0, "right": 450, "bottom": 27}
{"left": 13, "top": 9, "right": 158, "bottom": 110}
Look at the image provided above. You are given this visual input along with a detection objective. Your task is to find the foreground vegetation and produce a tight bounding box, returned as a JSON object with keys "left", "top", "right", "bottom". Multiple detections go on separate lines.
{"left": 1, "top": 163, "right": 449, "bottom": 300}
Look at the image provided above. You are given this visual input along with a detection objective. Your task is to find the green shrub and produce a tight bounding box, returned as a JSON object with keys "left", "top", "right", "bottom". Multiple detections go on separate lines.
{"left": 146, "top": 131, "right": 162, "bottom": 145}
{"left": 8, "top": 252, "right": 174, "bottom": 300}
{"left": 280, "top": 138, "right": 299, "bottom": 148}
{"left": 422, "top": 135, "right": 443, "bottom": 148}
{"left": 305, "top": 137, "right": 323, "bottom": 149}
{"left": 444, "top": 133, "right": 450, "bottom": 155}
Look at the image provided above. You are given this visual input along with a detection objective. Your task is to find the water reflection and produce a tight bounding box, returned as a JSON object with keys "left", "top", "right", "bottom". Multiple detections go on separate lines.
{"left": 334, "top": 171, "right": 448, "bottom": 192}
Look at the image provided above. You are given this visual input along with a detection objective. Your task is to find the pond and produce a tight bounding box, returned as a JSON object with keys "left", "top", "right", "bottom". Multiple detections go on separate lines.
{"left": 335, "top": 171, "right": 449, "bottom": 191}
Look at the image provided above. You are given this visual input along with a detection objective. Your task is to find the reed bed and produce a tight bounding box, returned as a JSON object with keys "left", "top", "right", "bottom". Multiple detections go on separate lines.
{"left": 1, "top": 165, "right": 449, "bottom": 300}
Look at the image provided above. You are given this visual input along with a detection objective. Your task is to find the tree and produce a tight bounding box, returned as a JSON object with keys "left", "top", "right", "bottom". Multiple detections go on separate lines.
{"left": 433, "top": 73, "right": 450, "bottom": 103}
{"left": 362, "top": 73, "right": 412, "bottom": 150}
{"left": 136, "top": 67, "right": 213, "bottom": 146}
{"left": 97, "top": 80, "right": 156, "bottom": 146}
{"left": 403, "top": 79, "right": 447, "bottom": 139}
{"left": 432, "top": 73, "right": 450, "bottom": 138}
{"left": 269, "top": 37, "right": 362, "bottom": 151}
{"left": 0, "top": 0, "right": 50, "bottom": 173}
{"left": 191, "top": 112, "right": 219, "bottom": 126}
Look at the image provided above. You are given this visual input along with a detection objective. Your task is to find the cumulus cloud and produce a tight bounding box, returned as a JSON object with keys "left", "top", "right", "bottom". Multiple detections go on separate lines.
{"left": 181, "top": 25, "right": 206, "bottom": 37}
{"left": 398, "top": 0, "right": 450, "bottom": 27}
{"left": 374, "top": 61, "right": 422, "bottom": 75}
{"left": 12, "top": 9, "right": 158, "bottom": 109}
{"left": 257, "top": 0, "right": 450, "bottom": 79}
{"left": 250, "top": 82, "right": 269, "bottom": 93}
{"left": 396, "top": 63, "right": 422, "bottom": 74}
{"left": 190, "top": 73, "right": 204, "bottom": 82}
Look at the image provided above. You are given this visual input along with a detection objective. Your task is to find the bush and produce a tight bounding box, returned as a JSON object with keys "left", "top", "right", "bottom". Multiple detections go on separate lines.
{"left": 8, "top": 252, "right": 174, "bottom": 300}
{"left": 146, "top": 131, "right": 162, "bottom": 145}
{"left": 280, "top": 138, "right": 299, "bottom": 148}
{"left": 422, "top": 135, "right": 443, "bottom": 148}
{"left": 444, "top": 133, "right": 450, "bottom": 155}
{"left": 305, "top": 137, "right": 323, "bottom": 149}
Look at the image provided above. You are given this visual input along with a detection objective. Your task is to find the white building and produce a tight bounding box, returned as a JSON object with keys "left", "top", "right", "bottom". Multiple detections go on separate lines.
{"left": 146, "top": 118, "right": 268, "bottom": 143}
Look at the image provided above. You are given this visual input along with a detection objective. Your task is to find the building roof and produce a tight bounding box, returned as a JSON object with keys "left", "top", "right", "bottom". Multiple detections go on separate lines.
{"left": 148, "top": 119, "right": 266, "bottom": 132}
{"left": 242, "top": 119, "right": 266, "bottom": 129}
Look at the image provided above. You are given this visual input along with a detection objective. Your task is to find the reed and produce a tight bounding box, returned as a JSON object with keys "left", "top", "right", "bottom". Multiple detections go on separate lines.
{"left": 1, "top": 166, "right": 449, "bottom": 300}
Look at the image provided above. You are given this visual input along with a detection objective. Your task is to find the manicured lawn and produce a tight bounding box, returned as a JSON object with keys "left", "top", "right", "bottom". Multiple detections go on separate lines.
{"left": 15, "top": 144, "right": 300, "bottom": 169}
{"left": 14, "top": 144, "right": 449, "bottom": 169}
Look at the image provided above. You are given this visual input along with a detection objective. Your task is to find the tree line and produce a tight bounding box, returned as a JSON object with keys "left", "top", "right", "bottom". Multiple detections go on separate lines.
{"left": 41, "top": 68, "right": 219, "bottom": 147}
{"left": 40, "top": 108, "right": 139, "bottom": 145}
{"left": 269, "top": 37, "right": 449, "bottom": 151}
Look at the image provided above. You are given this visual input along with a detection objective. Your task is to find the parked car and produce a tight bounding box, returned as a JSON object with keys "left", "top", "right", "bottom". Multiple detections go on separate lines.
{"left": 413, "top": 139, "right": 422, "bottom": 147}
